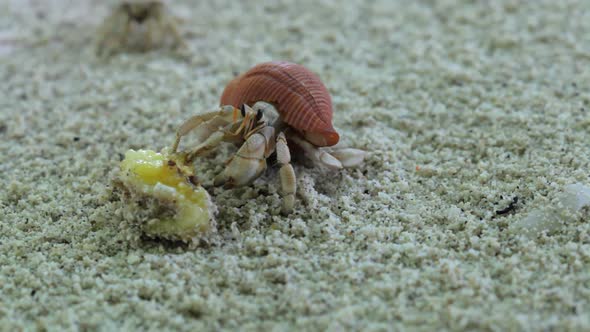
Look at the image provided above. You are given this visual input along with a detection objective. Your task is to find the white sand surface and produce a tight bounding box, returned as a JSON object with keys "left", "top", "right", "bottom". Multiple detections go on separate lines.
{"left": 1, "top": 0, "right": 590, "bottom": 330}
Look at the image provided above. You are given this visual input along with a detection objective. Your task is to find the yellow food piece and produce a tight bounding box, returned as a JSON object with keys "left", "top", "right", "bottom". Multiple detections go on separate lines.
{"left": 119, "top": 149, "right": 215, "bottom": 240}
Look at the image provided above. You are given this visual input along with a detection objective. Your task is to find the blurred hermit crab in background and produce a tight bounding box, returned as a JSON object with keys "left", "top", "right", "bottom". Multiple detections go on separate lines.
{"left": 172, "top": 61, "right": 367, "bottom": 215}
{"left": 96, "top": 0, "right": 186, "bottom": 56}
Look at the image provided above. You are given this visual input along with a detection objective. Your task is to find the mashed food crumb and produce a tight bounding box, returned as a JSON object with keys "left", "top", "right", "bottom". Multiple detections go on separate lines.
{"left": 117, "top": 149, "right": 216, "bottom": 241}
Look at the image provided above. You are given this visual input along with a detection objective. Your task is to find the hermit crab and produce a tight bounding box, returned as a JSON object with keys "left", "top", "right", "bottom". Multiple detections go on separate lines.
{"left": 96, "top": 0, "right": 185, "bottom": 56}
{"left": 172, "top": 61, "right": 366, "bottom": 214}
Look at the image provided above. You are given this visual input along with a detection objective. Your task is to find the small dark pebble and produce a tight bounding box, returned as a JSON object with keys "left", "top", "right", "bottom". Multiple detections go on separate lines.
{"left": 496, "top": 196, "right": 519, "bottom": 215}
{"left": 188, "top": 175, "right": 199, "bottom": 185}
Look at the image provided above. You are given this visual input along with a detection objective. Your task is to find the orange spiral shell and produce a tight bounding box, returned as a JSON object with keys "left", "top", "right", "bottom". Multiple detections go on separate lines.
{"left": 220, "top": 61, "right": 339, "bottom": 147}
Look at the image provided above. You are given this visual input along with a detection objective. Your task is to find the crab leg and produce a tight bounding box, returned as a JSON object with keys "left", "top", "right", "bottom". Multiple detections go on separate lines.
{"left": 96, "top": 7, "right": 130, "bottom": 56}
{"left": 324, "top": 147, "right": 366, "bottom": 168}
{"left": 288, "top": 131, "right": 366, "bottom": 169}
{"left": 145, "top": 16, "right": 156, "bottom": 51}
{"left": 171, "top": 105, "right": 237, "bottom": 153}
{"left": 276, "top": 132, "right": 296, "bottom": 215}
{"left": 184, "top": 131, "right": 226, "bottom": 162}
{"left": 288, "top": 133, "right": 343, "bottom": 170}
{"left": 184, "top": 112, "right": 257, "bottom": 161}
{"left": 160, "top": 13, "right": 187, "bottom": 50}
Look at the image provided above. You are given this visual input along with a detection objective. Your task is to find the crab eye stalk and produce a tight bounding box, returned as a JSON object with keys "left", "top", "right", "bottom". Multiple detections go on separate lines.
{"left": 240, "top": 104, "right": 247, "bottom": 117}
{"left": 256, "top": 109, "right": 263, "bottom": 121}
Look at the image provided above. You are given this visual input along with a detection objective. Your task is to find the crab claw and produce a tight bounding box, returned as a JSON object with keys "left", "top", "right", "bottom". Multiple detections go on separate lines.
{"left": 213, "top": 161, "right": 266, "bottom": 188}
{"left": 213, "top": 131, "right": 269, "bottom": 188}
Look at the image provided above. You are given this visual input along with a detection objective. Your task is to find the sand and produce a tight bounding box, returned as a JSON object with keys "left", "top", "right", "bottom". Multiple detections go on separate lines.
{"left": 1, "top": 0, "right": 590, "bottom": 330}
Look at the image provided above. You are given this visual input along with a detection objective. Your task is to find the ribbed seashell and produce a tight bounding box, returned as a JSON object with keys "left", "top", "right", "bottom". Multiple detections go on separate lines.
{"left": 220, "top": 61, "right": 339, "bottom": 147}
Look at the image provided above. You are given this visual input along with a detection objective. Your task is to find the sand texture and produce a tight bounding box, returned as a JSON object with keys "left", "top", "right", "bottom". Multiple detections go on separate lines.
{"left": 1, "top": 0, "right": 590, "bottom": 330}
